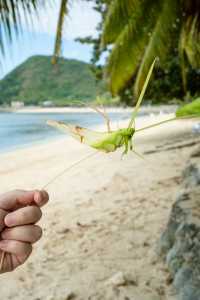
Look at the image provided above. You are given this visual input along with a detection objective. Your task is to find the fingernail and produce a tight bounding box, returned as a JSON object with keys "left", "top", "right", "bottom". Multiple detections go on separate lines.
{"left": 34, "top": 191, "right": 40, "bottom": 202}
{"left": 36, "top": 191, "right": 45, "bottom": 205}
{"left": 35, "top": 190, "right": 49, "bottom": 206}
{"left": 42, "top": 190, "right": 49, "bottom": 201}
{"left": 4, "top": 215, "right": 14, "bottom": 227}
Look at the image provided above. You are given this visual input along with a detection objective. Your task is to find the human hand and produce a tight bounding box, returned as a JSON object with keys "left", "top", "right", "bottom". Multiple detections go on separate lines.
{"left": 0, "top": 190, "right": 49, "bottom": 273}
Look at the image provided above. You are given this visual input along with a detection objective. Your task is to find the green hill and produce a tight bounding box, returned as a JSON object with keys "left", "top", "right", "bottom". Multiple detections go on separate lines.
{"left": 0, "top": 55, "right": 103, "bottom": 105}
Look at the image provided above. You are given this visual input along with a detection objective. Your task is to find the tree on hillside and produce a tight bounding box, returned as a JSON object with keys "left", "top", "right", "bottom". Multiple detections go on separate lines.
{"left": 101, "top": 0, "right": 200, "bottom": 98}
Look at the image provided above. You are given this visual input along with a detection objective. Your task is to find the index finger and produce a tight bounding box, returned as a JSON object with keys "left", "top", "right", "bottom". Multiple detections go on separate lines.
{"left": 0, "top": 190, "right": 49, "bottom": 211}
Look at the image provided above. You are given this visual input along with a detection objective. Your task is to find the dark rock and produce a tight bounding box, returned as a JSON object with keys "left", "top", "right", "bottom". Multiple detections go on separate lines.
{"left": 158, "top": 159, "right": 200, "bottom": 300}
{"left": 182, "top": 163, "right": 200, "bottom": 187}
{"left": 191, "top": 146, "right": 200, "bottom": 158}
{"left": 179, "top": 283, "right": 200, "bottom": 300}
{"left": 173, "top": 267, "right": 193, "bottom": 292}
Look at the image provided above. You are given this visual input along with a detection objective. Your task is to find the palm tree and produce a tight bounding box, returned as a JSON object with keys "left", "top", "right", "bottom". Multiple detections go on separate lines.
{"left": 101, "top": 0, "right": 200, "bottom": 99}
{"left": 0, "top": 0, "right": 69, "bottom": 59}
{"left": 52, "top": 0, "right": 68, "bottom": 63}
{"left": 0, "top": 0, "right": 43, "bottom": 53}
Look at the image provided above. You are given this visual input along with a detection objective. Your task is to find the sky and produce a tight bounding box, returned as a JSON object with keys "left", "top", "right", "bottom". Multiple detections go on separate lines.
{"left": 0, "top": 0, "right": 101, "bottom": 78}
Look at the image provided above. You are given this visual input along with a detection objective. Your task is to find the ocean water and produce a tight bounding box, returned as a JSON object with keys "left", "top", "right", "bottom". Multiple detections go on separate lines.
{"left": 0, "top": 111, "right": 132, "bottom": 153}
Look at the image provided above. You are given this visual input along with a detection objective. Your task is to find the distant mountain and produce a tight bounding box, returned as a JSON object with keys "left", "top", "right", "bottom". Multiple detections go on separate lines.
{"left": 0, "top": 55, "right": 103, "bottom": 105}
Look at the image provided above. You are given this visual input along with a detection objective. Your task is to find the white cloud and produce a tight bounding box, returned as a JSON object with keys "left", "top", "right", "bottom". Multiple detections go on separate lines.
{"left": 24, "top": 0, "right": 101, "bottom": 39}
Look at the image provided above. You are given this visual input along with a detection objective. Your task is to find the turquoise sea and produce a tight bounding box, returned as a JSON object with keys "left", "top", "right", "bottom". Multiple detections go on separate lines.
{"left": 0, "top": 111, "right": 132, "bottom": 153}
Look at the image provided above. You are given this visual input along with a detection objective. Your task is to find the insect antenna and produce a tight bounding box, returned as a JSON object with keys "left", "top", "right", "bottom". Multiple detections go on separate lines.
{"left": 135, "top": 114, "right": 200, "bottom": 133}
{"left": 42, "top": 151, "right": 98, "bottom": 190}
{"left": 128, "top": 58, "right": 158, "bottom": 129}
{"left": 90, "top": 104, "right": 111, "bottom": 133}
{"left": 71, "top": 100, "right": 112, "bottom": 132}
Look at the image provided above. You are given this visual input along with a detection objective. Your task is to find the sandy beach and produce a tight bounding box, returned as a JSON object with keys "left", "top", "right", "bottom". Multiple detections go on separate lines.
{"left": 14, "top": 105, "right": 177, "bottom": 115}
{"left": 0, "top": 114, "right": 199, "bottom": 300}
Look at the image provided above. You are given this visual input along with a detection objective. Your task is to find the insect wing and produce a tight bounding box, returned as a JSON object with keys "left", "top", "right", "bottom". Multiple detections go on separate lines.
{"left": 47, "top": 120, "right": 109, "bottom": 145}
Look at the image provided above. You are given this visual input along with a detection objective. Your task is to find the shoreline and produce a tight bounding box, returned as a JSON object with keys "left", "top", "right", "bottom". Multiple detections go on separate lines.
{"left": 0, "top": 134, "right": 65, "bottom": 155}
{"left": 0, "top": 112, "right": 178, "bottom": 155}
{"left": 1, "top": 104, "right": 177, "bottom": 114}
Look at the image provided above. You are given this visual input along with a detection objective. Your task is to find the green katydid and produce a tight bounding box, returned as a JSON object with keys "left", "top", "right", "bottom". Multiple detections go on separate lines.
{"left": 47, "top": 59, "right": 157, "bottom": 156}
{"left": 47, "top": 58, "right": 198, "bottom": 157}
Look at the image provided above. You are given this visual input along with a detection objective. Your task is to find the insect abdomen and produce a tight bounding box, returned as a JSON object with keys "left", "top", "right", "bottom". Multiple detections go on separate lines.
{"left": 91, "top": 132, "right": 124, "bottom": 153}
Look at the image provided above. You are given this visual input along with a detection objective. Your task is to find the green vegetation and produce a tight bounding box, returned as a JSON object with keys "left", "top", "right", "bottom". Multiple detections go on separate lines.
{"left": 76, "top": 1, "right": 200, "bottom": 105}
{"left": 92, "top": 95, "right": 120, "bottom": 107}
{"left": 0, "top": 1, "right": 199, "bottom": 107}
{"left": 145, "top": 55, "right": 200, "bottom": 105}
{"left": 176, "top": 98, "right": 200, "bottom": 117}
{"left": 101, "top": 1, "right": 200, "bottom": 98}
{"left": 0, "top": 56, "right": 104, "bottom": 105}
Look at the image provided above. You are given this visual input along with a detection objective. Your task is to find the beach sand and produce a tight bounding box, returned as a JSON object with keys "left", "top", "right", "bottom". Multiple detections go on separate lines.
{"left": 0, "top": 114, "right": 198, "bottom": 300}
{"left": 14, "top": 104, "right": 177, "bottom": 115}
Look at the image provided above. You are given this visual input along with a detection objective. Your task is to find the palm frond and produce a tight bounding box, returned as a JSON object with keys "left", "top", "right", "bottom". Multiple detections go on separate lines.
{"left": 179, "top": 16, "right": 190, "bottom": 93}
{"left": 0, "top": 1, "right": 42, "bottom": 49}
{"left": 52, "top": 0, "right": 69, "bottom": 64}
{"left": 102, "top": 0, "right": 140, "bottom": 46}
{"left": 179, "top": 12, "right": 200, "bottom": 93}
{"left": 181, "top": 15, "right": 200, "bottom": 68}
{"left": 134, "top": 0, "right": 181, "bottom": 98}
{"left": 105, "top": 0, "right": 162, "bottom": 95}
{"left": 179, "top": 30, "right": 188, "bottom": 93}
{"left": 0, "top": 0, "right": 49, "bottom": 56}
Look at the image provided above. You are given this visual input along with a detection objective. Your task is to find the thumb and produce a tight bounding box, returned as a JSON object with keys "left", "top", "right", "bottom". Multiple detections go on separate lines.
{"left": 0, "top": 190, "right": 49, "bottom": 212}
{"left": 0, "top": 190, "right": 36, "bottom": 211}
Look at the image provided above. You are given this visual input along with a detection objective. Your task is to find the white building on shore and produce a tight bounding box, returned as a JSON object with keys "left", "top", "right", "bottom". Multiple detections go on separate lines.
{"left": 11, "top": 101, "right": 24, "bottom": 109}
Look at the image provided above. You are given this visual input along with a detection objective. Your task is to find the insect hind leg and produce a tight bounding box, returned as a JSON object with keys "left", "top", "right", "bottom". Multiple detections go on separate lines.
{"left": 121, "top": 139, "right": 129, "bottom": 159}
{"left": 129, "top": 138, "right": 133, "bottom": 151}
{"left": 132, "top": 150, "right": 145, "bottom": 160}
{"left": 130, "top": 141, "right": 145, "bottom": 160}
{"left": 91, "top": 105, "right": 111, "bottom": 133}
